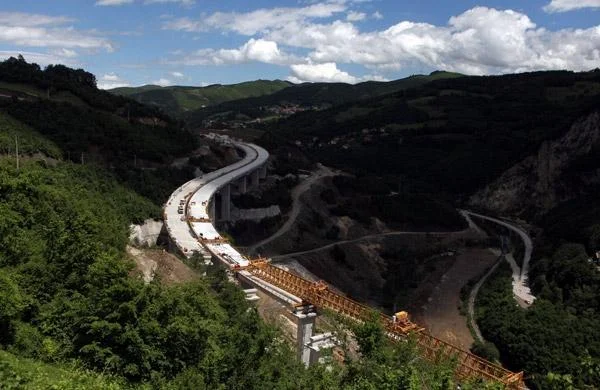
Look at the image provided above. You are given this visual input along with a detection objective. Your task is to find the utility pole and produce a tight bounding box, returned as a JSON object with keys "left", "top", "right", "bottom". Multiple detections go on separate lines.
{"left": 81, "top": 152, "right": 84, "bottom": 165}
{"left": 15, "top": 135, "right": 19, "bottom": 171}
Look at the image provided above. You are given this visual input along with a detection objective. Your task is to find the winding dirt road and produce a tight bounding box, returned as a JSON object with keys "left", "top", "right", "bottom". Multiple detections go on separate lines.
{"left": 270, "top": 230, "right": 464, "bottom": 261}
{"left": 248, "top": 164, "right": 339, "bottom": 255}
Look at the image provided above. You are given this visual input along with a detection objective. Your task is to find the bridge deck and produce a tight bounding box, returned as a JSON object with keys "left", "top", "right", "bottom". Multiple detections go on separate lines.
{"left": 163, "top": 137, "right": 526, "bottom": 390}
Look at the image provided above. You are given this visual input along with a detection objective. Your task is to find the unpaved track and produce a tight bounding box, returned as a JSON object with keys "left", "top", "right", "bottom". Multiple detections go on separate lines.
{"left": 467, "top": 250, "right": 502, "bottom": 343}
{"left": 248, "top": 164, "right": 339, "bottom": 255}
{"left": 271, "top": 230, "right": 466, "bottom": 261}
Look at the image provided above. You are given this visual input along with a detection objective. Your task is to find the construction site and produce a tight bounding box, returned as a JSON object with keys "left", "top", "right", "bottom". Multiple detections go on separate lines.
{"left": 159, "top": 135, "right": 527, "bottom": 389}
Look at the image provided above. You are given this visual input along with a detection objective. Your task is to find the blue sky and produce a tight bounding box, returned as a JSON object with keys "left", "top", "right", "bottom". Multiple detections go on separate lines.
{"left": 0, "top": 0, "right": 599, "bottom": 88}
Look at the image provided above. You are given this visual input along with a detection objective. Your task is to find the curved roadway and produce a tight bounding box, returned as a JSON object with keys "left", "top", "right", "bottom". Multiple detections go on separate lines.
{"left": 461, "top": 210, "right": 535, "bottom": 305}
{"left": 164, "top": 139, "right": 268, "bottom": 266}
{"left": 164, "top": 138, "right": 302, "bottom": 305}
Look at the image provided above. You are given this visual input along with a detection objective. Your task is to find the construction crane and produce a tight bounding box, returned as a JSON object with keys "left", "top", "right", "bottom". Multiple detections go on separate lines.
{"left": 240, "top": 259, "right": 526, "bottom": 389}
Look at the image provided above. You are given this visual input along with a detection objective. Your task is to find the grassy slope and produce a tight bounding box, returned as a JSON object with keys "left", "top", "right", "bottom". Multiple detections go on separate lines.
{"left": 0, "top": 81, "right": 87, "bottom": 107}
{"left": 0, "top": 112, "right": 62, "bottom": 158}
{"left": 0, "top": 350, "right": 138, "bottom": 390}
{"left": 110, "top": 80, "right": 292, "bottom": 115}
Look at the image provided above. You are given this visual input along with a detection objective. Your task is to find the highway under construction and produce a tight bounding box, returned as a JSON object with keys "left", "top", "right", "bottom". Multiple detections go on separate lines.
{"left": 163, "top": 135, "right": 526, "bottom": 389}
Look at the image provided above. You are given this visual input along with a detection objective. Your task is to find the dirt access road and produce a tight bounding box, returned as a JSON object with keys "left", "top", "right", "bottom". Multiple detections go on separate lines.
{"left": 248, "top": 164, "right": 340, "bottom": 255}
{"left": 270, "top": 230, "right": 468, "bottom": 261}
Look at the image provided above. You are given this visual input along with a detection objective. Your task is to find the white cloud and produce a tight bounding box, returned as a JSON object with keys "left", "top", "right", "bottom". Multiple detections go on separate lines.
{"left": 50, "top": 48, "right": 78, "bottom": 58}
{"left": 0, "top": 50, "right": 78, "bottom": 67}
{"left": 346, "top": 11, "right": 366, "bottom": 22}
{"left": 287, "top": 62, "right": 389, "bottom": 83}
{"left": 167, "top": 38, "right": 296, "bottom": 66}
{"left": 288, "top": 62, "right": 359, "bottom": 83}
{"left": 163, "top": 2, "right": 346, "bottom": 34}
{"left": 543, "top": 0, "right": 600, "bottom": 13}
{"left": 103, "top": 73, "right": 121, "bottom": 82}
{"left": 144, "top": 0, "right": 195, "bottom": 5}
{"left": 95, "top": 0, "right": 134, "bottom": 5}
{"left": 152, "top": 78, "right": 172, "bottom": 86}
{"left": 0, "top": 12, "right": 114, "bottom": 52}
{"left": 98, "top": 73, "right": 130, "bottom": 89}
{"left": 0, "top": 26, "right": 114, "bottom": 51}
{"left": 170, "top": 71, "right": 184, "bottom": 78}
{"left": 96, "top": 0, "right": 194, "bottom": 6}
{"left": 372, "top": 11, "right": 383, "bottom": 20}
{"left": 164, "top": 5, "right": 600, "bottom": 82}
{"left": 0, "top": 12, "right": 74, "bottom": 27}
{"left": 270, "top": 7, "right": 600, "bottom": 75}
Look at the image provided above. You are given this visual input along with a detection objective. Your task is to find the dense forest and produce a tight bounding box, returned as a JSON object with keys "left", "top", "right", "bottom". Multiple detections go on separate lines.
{"left": 111, "top": 80, "right": 291, "bottom": 116}
{"left": 264, "top": 70, "right": 600, "bottom": 196}
{"left": 0, "top": 55, "right": 170, "bottom": 121}
{"left": 183, "top": 71, "right": 462, "bottom": 128}
{"left": 0, "top": 58, "right": 506, "bottom": 389}
{"left": 0, "top": 138, "right": 491, "bottom": 390}
{"left": 476, "top": 263, "right": 600, "bottom": 389}
{"left": 250, "top": 69, "right": 600, "bottom": 388}
{"left": 0, "top": 56, "right": 200, "bottom": 204}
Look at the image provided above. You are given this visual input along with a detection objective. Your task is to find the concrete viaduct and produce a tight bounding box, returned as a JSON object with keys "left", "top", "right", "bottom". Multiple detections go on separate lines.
{"left": 162, "top": 135, "right": 526, "bottom": 389}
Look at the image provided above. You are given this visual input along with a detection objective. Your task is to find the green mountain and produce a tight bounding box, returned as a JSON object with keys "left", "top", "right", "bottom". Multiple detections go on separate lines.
{"left": 184, "top": 71, "right": 463, "bottom": 128}
{"left": 0, "top": 56, "right": 201, "bottom": 204}
{"left": 110, "top": 80, "right": 292, "bottom": 115}
{"left": 0, "top": 57, "right": 479, "bottom": 390}
{"left": 266, "top": 70, "right": 600, "bottom": 195}
{"left": 260, "top": 69, "right": 600, "bottom": 389}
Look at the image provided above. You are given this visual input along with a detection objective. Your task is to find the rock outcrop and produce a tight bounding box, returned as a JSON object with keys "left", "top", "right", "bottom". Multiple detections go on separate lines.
{"left": 469, "top": 111, "right": 600, "bottom": 216}
{"left": 129, "top": 219, "right": 164, "bottom": 247}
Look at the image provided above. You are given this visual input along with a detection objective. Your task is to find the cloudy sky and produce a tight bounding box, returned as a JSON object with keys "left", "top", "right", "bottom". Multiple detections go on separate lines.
{"left": 1, "top": 0, "right": 599, "bottom": 88}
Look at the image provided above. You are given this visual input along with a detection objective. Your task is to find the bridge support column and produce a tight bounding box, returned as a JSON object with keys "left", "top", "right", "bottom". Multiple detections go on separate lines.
{"left": 294, "top": 307, "right": 317, "bottom": 367}
{"left": 250, "top": 170, "right": 260, "bottom": 188}
{"left": 307, "top": 333, "right": 336, "bottom": 366}
{"left": 237, "top": 176, "right": 247, "bottom": 194}
{"left": 259, "top": 164, "right": 267, "bottom": 179}
{"left": 220, "top": 184, "right": 231, "bottom": 221}
{"left": 209, "top": 198, "right": 215, "bottom": 221}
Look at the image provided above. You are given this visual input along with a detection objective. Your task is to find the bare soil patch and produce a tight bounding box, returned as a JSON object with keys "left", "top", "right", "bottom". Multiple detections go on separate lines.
{"left": 127, "top": 245, "right": 198, "bottom": 284}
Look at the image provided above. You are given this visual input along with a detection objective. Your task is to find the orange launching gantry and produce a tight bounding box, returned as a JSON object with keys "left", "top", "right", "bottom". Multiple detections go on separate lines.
{"left": 239, "top": 259, "right": 525, "bottom": 389}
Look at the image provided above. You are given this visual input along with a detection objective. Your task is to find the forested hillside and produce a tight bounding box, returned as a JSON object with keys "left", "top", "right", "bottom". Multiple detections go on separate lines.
{"left": 183, "top": 71, "right": 463, "bottom": 128}
{"left": 250, "top": 69, "right": 600, "bottom": 388}
{"left": 0, "top": 56, "right": 200, "bottom": 204}
{"left": 265, "top": 70, "right": 600, "bottom": 196}
{"left": 0, "top": 58, "right": 499, "bottom": 389}
{"left": 111, "top": 80, "right": 291, "bottom": 116}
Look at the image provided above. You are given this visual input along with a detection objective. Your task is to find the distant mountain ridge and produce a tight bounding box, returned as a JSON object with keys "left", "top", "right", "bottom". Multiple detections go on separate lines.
{"left": 183, "top": 71, "right": 464, "bottom": 127}
{"left": 110, "top": 80, "right": 292, "bottom": 116}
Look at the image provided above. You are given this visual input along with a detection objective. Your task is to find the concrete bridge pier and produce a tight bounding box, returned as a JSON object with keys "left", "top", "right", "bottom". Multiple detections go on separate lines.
{"left": 250, "top": 169, "right": 260, "bottom": 188}
{"left": 294, "top": 306, "right": 317, "bottom": 367}
{"left": 220, "top": 184, "right": 231, "bottom": 221}
{"left": 307, "top": 333, "right": 336, "bottom": 366}
{"left": 209, "top": 198, "right": 216, "bottom": 221}
{"left": 259, "top": 164, "right": 267, "bottom": 179}
{"left": 236, "top": 176, "right": 247, "bottom": 194}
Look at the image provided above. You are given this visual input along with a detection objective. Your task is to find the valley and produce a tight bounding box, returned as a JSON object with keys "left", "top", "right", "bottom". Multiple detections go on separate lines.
{"left": 0, "top": 56, "right": 599, "bottom": 389}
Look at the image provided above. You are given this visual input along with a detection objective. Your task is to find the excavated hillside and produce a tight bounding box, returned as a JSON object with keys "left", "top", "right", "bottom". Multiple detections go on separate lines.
{"left": 469, "top": 111, "right": 600, "bottom": 217}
